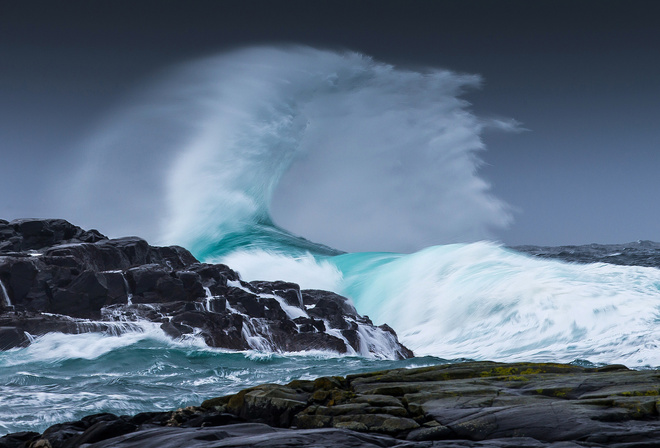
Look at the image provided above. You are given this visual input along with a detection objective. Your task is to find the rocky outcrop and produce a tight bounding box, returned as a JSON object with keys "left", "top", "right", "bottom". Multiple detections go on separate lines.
{"left": 0, "top": 219, "right": 106, "bottom": 253}
{"left": 4, "top": 361, "right": 660, "bottom": 447}
{"left": 0, "top": 219, "right": 412, "bottom": 359}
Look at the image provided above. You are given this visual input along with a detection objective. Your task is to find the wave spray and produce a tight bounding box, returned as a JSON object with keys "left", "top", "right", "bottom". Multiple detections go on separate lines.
{"left": 66, "top": 46, "right": 660, "bottom": 367}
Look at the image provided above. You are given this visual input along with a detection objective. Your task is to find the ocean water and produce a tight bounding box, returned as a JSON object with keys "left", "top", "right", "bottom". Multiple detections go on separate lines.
{"left": 4, "top": 46, "right": 660, "bottom": 435}
{"left": 0, "top": 326, "right": 446, "bottom": 434}
{"left": 3, "top": 242, "right": 659, "bottom": 435}
{"left": 220, "top": 242, "right": 660, "bottom": 366}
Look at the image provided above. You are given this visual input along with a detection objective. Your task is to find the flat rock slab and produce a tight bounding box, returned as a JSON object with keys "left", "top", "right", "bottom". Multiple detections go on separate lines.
{"left": 82, "top": 424, "right": 412, "bottom": 448}
{"left": 224, "top": 361, "right": 660, "bottom": 445}
{"left": 53, "top": 424, "right": 595, "bottom": 448}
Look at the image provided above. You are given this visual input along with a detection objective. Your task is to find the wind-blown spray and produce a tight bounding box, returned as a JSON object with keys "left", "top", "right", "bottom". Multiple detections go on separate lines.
{"left": 61, "top": 46, "right": 660, "bottom": 367}
{"left": 63, "top": 46, "right": 514, "bottom": 253}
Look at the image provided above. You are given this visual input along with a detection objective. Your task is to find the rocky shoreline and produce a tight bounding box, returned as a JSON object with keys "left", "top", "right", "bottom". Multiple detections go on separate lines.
{"left": 3, "top": 361, "right": 660, "bottom": 447}
{"left": 3, "top": 219, "right": 660, "bottom": 447}
{"left": 0, "top": 219, "right": 411, "bottom": 359}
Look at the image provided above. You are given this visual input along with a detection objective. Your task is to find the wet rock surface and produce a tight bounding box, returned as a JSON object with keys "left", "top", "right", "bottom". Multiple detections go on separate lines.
{"left": 0, "top": 219, "right": 411, "bottom": 359}
{"left": 3, "top": 361, "right": 660, "bottom": 447}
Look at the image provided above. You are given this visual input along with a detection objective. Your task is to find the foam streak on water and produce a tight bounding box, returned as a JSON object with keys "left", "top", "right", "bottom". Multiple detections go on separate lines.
{"left": 0, "top": 329, "right": 445, "bottom": 435}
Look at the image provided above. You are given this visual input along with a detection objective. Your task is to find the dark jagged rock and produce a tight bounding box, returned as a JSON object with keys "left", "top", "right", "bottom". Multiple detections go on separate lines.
{"left": 0, "top": 219, "right": 106, "bottom": 254}
{"left": 6, "top": 361, "right": 660, "bottom": 447}
{"left": 251, "top": 281, "right": 304, "bottom": 308}
{"left": 0, "top": 327, "right": 30, "bottom": 350}
{"left": 0, "top": 311, "right": 146, "bottom": 342}
{"left": 0, "top": 219, "right": 411, "bottom": 359}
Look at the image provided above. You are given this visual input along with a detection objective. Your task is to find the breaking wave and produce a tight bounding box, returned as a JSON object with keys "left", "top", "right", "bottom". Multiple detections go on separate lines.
{"left": 67, "top": 46, "right": 660, "bottom": 367}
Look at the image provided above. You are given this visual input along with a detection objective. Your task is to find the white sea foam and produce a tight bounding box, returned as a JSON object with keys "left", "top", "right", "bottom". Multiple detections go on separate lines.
{"left": 219, "top": 241, "right": 660, "bottom": 366}
{"left": 121, "top": 272, "right": 133, "bottom": 305}
{"left": 337, "top": 242, "right": 660, "bottom": 366}
{"left": 2, "top": 323, "right": 162, "bottom": 364}
{"left": 354, "top": 319, "right": 406, "bottom": 360}
{"left": 203, "top": 286, "right": 214, "bottom": 312}
{"left": 0, "top": 322, "right": 227, "bottom": 366}
{"left": 219, "top": 250, "right": 342, "bottom": 291}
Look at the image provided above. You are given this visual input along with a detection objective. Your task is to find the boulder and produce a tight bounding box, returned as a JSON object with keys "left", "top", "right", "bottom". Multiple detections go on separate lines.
{"left": 225, "top": 384, "right": 310, "bottom": 427}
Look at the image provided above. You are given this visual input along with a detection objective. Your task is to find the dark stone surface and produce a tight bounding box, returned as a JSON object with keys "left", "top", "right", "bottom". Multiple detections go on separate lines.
{"left": 84, "top": 425, "right": 419, "bottom": 448}
{"left": 0, "top": 327, "right": 29, "bottom": 350}
{"left": 0, "top": 219, "right": 106, "bottom": 254}
{"left": 0, "top": 219, "right": 411, "bottom": 360}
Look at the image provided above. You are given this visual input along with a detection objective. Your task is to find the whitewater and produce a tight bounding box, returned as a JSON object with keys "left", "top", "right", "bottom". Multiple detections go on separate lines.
{"left": 3, "top": 46, "right": 660, "bottom": 434}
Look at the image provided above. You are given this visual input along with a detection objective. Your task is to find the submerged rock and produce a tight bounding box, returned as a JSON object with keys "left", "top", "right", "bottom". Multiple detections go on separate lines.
{"left": 5, "top": 361, "right": 660, "bottom": 447}
{"left": 0, "top": 218, "right": 412, "bottom": 359}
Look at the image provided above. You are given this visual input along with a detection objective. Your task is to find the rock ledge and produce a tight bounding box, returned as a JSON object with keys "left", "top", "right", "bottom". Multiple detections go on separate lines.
{"left": 3, "top": 361, "right": 660, "bottom": 447}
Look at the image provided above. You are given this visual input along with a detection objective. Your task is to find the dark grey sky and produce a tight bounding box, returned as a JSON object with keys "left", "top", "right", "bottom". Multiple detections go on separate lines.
{"left": 1, "top": 0, "right": 659, "bottom": 246}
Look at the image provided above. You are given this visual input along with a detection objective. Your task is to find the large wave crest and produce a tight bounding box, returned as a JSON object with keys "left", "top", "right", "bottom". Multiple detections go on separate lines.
{"left": 62, "top": 46, "right": 660, "bottom": 367}
{"left": 64, "top": 46, "right": 514, "bottom": 254}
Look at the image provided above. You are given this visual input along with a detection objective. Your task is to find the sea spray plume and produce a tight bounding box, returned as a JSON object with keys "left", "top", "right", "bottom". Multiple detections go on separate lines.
{"left": 60, "top": 46, "right": 514, "bottom": 252}
{"left": 59, "top": 80, "right": 201, "bottom": 241}
{"left": 163, "top": 46, "right": 516, "bottom": 254}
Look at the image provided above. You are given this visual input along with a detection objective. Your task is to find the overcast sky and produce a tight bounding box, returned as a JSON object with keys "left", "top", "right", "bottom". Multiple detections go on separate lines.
{"left": 1, "top": 0, "right": 659, "bottom": 246}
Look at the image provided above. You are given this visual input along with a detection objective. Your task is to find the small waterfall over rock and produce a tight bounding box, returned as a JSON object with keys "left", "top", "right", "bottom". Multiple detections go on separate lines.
{"left": 203, "top": 287, "right": 213, "bottom": 312}
{"left": 0, "top": 279, "right": 12, "bottom": 307}
{"left": 121, "top": 273, "right": 133, "bottom": 306}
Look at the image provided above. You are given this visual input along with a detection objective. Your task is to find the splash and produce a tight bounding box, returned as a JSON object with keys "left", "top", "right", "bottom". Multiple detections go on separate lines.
{"left": 60, "top": 45, "right": 660, "bottom": 367}
{"left": 334, "top": 242, "right": 660, "bottom": 366}
{"left": 217, "top": 243, "right": 660, "bottom": 367}
{"left": 64, "top": 46, "right": 514, "bottom": 252}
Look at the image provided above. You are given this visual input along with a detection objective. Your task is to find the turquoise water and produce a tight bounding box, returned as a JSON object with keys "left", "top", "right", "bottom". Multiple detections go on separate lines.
{"left": 0, "top": 328, "right": 447, "bottom": 434}
{"left": 218, "top": 242, "right": 660, "bottom": 367}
